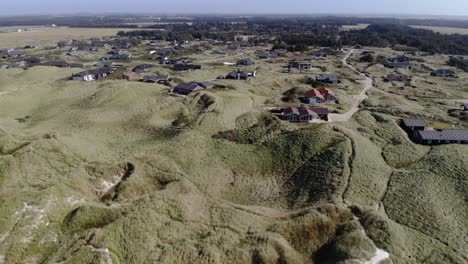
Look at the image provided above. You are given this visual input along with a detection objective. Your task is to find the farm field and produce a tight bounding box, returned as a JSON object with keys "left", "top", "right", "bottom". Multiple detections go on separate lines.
{"left": 0, "top": 25, "right": 467, "bottom": 264}
{"left": 410, "top": 25, "right": 468, "bottom": 35}
{"left": 0, "top": 27, "right": 132, "bottom": 47}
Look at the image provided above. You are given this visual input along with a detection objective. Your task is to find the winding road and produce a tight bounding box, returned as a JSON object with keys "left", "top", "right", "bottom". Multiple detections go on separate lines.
{"left": 328, "top": 49, "right": 373, "bottom": 122}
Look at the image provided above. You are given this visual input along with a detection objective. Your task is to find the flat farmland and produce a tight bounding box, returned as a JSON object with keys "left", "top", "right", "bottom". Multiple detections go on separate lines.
{"left": 410, "top": 25, "right": 468, "bottom": 35}
{"left": 0, "top": 26, "right": 132, "bottom": 47}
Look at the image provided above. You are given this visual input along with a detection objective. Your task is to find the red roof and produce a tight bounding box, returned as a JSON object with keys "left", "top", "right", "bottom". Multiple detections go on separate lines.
{"left": 317, "top": 87, "right": 335, "bottom": 96}
{"left": 304, "top": 89, "right": 324, "bottom": 100}
{"left": 304, "top": 87, "right": 335, "bottom": 100}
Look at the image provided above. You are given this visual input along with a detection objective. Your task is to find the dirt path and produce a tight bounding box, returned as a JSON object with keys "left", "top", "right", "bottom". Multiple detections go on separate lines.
{"left": 329, "top": 49, "right": 373, "bottom": 122}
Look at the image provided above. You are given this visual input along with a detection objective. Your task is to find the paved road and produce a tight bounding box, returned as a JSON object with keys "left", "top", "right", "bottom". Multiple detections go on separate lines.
{"left": 328, "top": 49, "right": 373, "bottom": 122}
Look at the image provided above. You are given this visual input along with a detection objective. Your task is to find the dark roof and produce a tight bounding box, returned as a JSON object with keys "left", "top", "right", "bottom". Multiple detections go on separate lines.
{"left": 237, "top": 59, "right": 255, "bottom": 65}
{"left": 133, "top": 64, "right": 154, "bottom": 73}
{"left": 388, "top": 55, "right": 410, "bottom": 63}
{"left": 74, "top": 68, "right": 113, "bottom": 77}
{"left": 283, "top": 106, "right": 324, "bottom": 118}
{"left": 309, "top": 107, "right": 329, "bottom": 115}
{"left": 402, "top": 119, "right": 426, "bottom": 128}
{"left": 385, "top": 74, "right": 410, "bottom": 82}
{"left": 42, "top": 61, "right": 69, "bottom": 67}
{"left": 384, "top": 62, "right": 410, "bottom": 68}
{"left": 432, "top": 69, "right": 456, "bottom": 76}
{"left": 418, "top": 130, "right": 468, "bottom": 141}
{"left": 174, "top": 82, "right": 202, "bottom": 94}
{"left": 143, "top": 75, "right": 170, "bottom": 83}
{"left": 317, "top": 74, "right": 339, "bottom": 82}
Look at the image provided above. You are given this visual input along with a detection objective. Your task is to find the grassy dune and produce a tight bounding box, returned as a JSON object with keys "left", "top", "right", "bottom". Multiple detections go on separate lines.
{"left": 0, "top": 43, "right": 467, "bottom": 263}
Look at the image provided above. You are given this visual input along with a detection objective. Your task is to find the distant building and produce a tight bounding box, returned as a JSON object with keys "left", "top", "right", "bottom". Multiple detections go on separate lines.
{"left": 431, "top": 69, "right": 457, "bottom": 78}
{"left": 227, "top": 44, "right": 239, "bottom": 50}
{"left": 109, "top": 54, "right": 132, "bottom": 60}
{"left": 95, "top": 61, "right": 116, "bottom": 68}
{"left": 173, "top": 64, "right": 202, "bottom": 71}
{"left": 288, "top": 61, "right": 312, "bottom": 71}
{"left": 316, "top": 74, "right": 340, "bottom": 84}
{"left": 400, "top": 119, "right": 426, "bottom": 138}
{"left": 384, "top": 74, "right": 410, "bottom": 83}
{"left": 258, "top": 52, "right": 278, "bottom": 59}
{"left": 173, "top": 81, "right": 213, "bottom": 95}
{"left": 303, "top": 88, "right": 337, "bottom": 105}
{"left": 211, "top": 50, "right": 226, "bottom": 55}
{"left": 462, "top": 104, "right": 468, "bottom": 111}
{"left": 72, "top": 68, "right": 114, "bottom": 81}
{"left": 237, "top": 59, "right": 255, "bottom": 66}
{"left": 280, "top": 106, "right": 329, "bottom": 122}
{"left": 383, "top": 62, "right": 411, "bottom": 69}
{"left": 274, "top": 49, "right": 288, "bottom": 55}
{"left": 142, "top": 75, "right": 171, "bottom": 85}
{"left": 132, "top": 64, "right": 154, "bottom": 73}
{"left": 401, "top": 119, "right": 468, "bottom": 145}
{"left": 226, "top": 70, "right": 256, "bottom": 80}
{"left": 162, "top": 57, "right": 189, "bottom": 65}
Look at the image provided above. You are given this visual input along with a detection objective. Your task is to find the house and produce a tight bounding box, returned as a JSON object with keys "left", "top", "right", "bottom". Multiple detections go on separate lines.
{"left": 8, "top": 61, "right": 27, "bottom": 68}
{"left": 95, "top": 61, "right": 116, "bottom": 68}
{"left": 303, "top": 88, "right": 337, "bottom": 104}
{"left": 67, "top": 51, "right": 88, "bottom": 57}
{"left": 258, "top": 52, "right": 278, "bottom": 59}
{"left": 274, "top": 49, "right": 288, "bottom": 55}
{"left": 294, "top": 55, "right": 319, "bottom": 61}
{"left": 462, "top": 104, "right": 468, "bottom": 111}
{"left": 196, "top": 47, "right": 205, "bottom": 53}
{"left": 383, "top": 61, "right": 411, "bottom": 69}
{"left": 415, "top": 130, "right": 468, "bottom": 145}
{"left": 227, "top": 45, "right": 239, "bottom": 50}
{"left": 237, "top": 59, "right": 255, "bottom": 66}
{"left": 211, "top": 50, "right": 226, "bottom": 55}
{"left": 107, "top": 50, "right": 121, "bottom": 55}
{"left": 3, "top": 50, "right": 24, "bottom": 59}
{"left": 280, "top": 106, "right": 329, "bottom": 123}
{"left": 400, "top": 119, "right": 426, "bottom": 138}
{"left": 142, "top": 75, "right": 171, "bottom": 85}
{"left": 288, "top": 61, "right": 313, "bottom": 71}
{"left": 316, "top": 74, "right": 340, "bottom": 84}
{"left": 173, "top": 81, "right": 213, "bottom": 95}
{"left": 24, "top": 45, "right": 36, "bottom": 49}
{"left": 124, "top": 71, "right": 140, "bottom": 81}
{"left": 384, "top": 74, "right": 410, "bottom": 83}
{"left": 132, "top": 64, "right": 154, "bottom": 73}
{"left": 226, "top": 70, "right": 256, "bottom": 80}
{"left": 0, "top": 64, "right": 9, "bottom": 69}
{"left": 173, "top": 64, "right": 202, "bottom": 71}
{"left": 109, "top": 54, "right": 131, "bottom": 60}
{"left": 388, "top": 55, "right": 410, "bottom": 63}
{"left": 197, "top": 81, "right": 215, "bottom": 89}
{"left": 71, "top": 68, "right": 114, "bottom": 81}
{"left": 431, "top": 69, "right": 457, "bottom": 78}
{"left": 24, "top": 57, "right": 42, "bottom": 64}
{"left": 0, "top": 49, "right": 14, "bottom": 58}
{"left": 311, "top": 49, "right": 331, "bottom": 58}
{"left": 163, "top": 57, "right": 189, "bottom": 65}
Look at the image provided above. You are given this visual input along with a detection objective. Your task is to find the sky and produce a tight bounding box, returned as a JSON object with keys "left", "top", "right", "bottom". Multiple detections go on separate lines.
{"left": 2, "top": 0, "right": 468, "bottom": 17}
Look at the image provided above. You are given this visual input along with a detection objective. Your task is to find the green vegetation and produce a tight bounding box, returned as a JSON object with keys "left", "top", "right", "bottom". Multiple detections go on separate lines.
{"left": 0, "top": 24, "right": 467, "bottom": 264}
